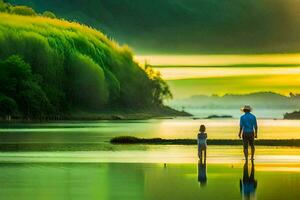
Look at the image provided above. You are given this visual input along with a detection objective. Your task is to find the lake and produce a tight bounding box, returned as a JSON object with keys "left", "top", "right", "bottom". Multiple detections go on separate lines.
{"left": 0, "top": 162, "right": 299, "bottom": 200}
{"left": 1, "top": 118, "right": 300, "bottom": 200}
{"left": 1, "top": 119, "right": 300, "bottom": 143}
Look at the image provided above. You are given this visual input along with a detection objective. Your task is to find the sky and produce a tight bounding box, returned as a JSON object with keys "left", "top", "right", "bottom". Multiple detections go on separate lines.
{"left": 9, "top": 0, "right": 300, "bottom": 54}
{"left": 135, "top": 54, "right": 300, "bottom": 67}
{"left": 134, "top": 54, "right": 300, "bottom": 98}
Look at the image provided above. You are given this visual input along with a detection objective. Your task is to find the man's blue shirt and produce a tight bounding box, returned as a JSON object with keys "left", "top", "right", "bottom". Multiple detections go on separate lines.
{"left": 240, "top": 112, "right": 257, "bottom": 133}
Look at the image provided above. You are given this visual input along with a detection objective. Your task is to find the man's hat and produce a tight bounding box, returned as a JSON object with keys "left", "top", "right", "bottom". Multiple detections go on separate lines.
{"left": 241, "top": 105, "right": 252, "bottom": 112}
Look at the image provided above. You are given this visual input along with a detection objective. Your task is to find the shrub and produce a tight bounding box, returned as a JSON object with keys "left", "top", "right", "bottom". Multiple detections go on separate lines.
{"left": 42, "top": 11, "right": 56, "bottom": 19}
{"left": 11, "top": 5, "right": 37, "bottom": 16}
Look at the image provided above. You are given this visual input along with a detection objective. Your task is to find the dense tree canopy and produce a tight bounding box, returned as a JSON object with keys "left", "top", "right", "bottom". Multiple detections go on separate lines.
{"left": 0, "top": 3, "right": 172, "bottom": 119}
{"left": 0, "top": 55, "right": 51, "bottom": 118}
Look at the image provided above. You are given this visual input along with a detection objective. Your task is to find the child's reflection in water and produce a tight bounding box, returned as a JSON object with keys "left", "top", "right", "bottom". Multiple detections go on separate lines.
{"left": 240, "top": 161, "right": 257, "bottom": 200}
{"left": 198, "top": 159, "right": 207, "bottom": 187}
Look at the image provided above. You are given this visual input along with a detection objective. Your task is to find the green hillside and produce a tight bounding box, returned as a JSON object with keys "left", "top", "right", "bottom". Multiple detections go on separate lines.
{"left": 0, "top": 2, "right": 175, "bottom": 119}
{"left": 7, "top": 0, "right": 300, "bottom": 54}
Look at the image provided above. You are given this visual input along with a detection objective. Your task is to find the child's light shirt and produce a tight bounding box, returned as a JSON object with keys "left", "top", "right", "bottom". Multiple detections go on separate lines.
{"left": 198, "top": 132, "right": 207, "bottom": 147}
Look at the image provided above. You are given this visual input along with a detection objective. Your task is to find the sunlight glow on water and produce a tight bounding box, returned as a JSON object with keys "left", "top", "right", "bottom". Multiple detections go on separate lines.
{"left": 0, "top": 146, "right": 300, "bottom": 164}
{"left": 1, "top": 119, "right": 300, "bottom": 140}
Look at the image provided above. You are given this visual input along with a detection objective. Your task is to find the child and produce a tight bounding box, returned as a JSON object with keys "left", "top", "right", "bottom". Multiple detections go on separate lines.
{"left": 198, "top": 124, "right": 207, "bottom": 162}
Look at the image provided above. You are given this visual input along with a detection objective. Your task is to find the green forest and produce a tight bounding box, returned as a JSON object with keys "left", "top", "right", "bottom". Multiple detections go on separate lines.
{"left": 0, "top": 1, "right": 174, "bottom": 120}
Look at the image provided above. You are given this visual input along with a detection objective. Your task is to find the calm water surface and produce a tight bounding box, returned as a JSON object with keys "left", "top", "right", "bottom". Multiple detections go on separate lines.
{"left": 1, "top": 119, "right": 300, "bottom": 199}
{"left": 1, "top": 119, "right": 300, "bottom": 144}
{"left": 0, "top": 162, "right": 299, "bottom": 200}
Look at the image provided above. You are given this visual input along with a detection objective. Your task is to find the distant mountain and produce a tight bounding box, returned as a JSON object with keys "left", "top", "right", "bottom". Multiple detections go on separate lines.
{"left": 169, "top": 92, "right": 300, "bottom": 109}
{"left": 7, "top": 0, "right": 300, "bottom": 54}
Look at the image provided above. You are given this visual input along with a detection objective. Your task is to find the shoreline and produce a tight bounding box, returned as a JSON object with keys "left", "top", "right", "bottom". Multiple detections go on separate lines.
{"left": 0, "top": 107, "right": 192, "bottom": 122}
{"left": 111, "top": 136, "right": 300, "bottom": 147}
{"left": 0, "top": 139, "right": 299, "bottom": 152}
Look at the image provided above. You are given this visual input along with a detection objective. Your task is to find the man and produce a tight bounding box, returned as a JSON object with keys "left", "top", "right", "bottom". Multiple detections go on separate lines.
{"left": 239, "top": 105, "right": 258, "bottom": 161}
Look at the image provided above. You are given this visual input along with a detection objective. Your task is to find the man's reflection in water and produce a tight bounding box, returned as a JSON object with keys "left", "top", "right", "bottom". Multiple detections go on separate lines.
{"left": 240, "top": 161, "right": 257, "bottom": 200}
{"left": 198, "top": 159, "right": 207, "bottom": 187}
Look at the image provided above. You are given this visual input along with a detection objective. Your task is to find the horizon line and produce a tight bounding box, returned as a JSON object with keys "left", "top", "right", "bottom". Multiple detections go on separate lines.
{"left": 135, "top": 53, "right": 300, "bottom": 66}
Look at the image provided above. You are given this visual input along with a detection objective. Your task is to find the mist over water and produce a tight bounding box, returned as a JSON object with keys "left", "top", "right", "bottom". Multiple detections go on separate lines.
{"left": 175, "top": 108, "right": 295, "bottom": 119}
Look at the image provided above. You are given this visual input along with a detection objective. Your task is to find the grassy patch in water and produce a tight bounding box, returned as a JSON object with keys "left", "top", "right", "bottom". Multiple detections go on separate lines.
{"left": 111, "top": 136, "right": 300, "bottom": 146}
{"left": 0, "top": 137, "right": 299, "bottom": 152}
